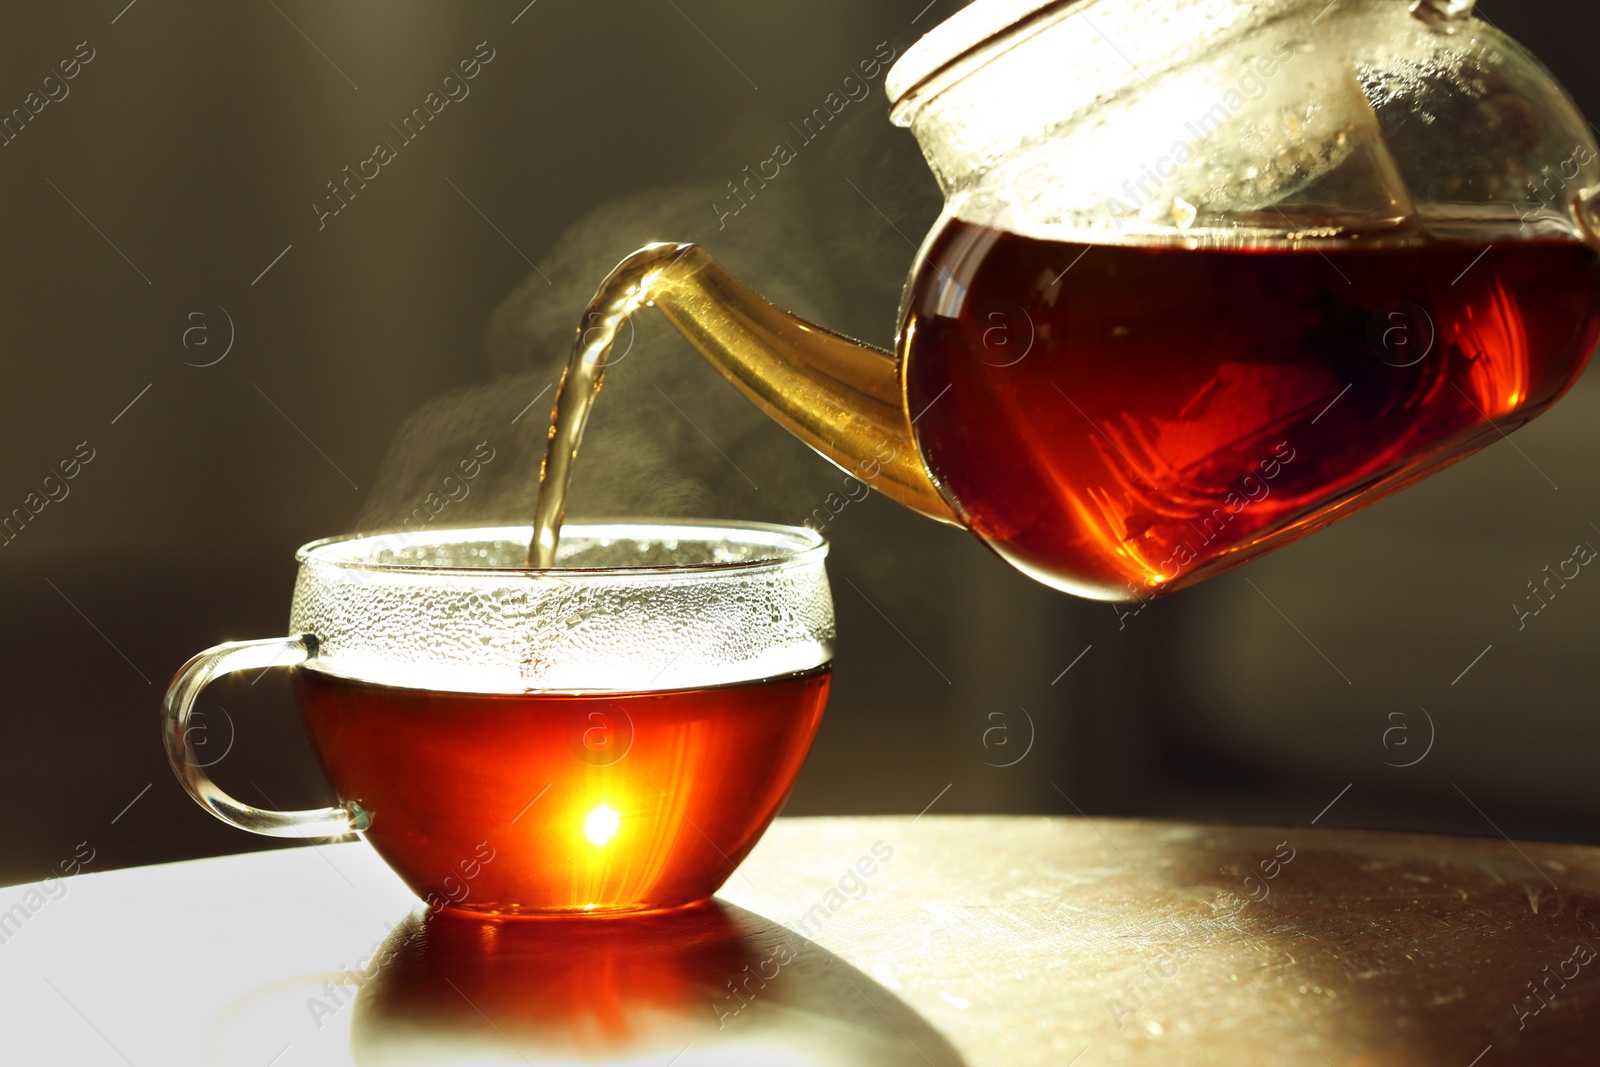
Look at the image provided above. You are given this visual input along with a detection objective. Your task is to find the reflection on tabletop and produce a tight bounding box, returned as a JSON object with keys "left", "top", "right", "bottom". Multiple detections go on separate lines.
{"left": 342, "top": 900, "right": 964, "bottom": 1066}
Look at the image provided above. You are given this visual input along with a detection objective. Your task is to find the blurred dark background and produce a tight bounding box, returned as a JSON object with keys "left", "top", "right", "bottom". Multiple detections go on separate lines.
{"left": 2, "top": 0, "right": 1598, "bottom": 886}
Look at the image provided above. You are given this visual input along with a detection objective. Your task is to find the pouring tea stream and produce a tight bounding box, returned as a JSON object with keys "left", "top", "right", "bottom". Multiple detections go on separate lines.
{"left": 531, "top": 0, "right": 1600, "bottom": 602}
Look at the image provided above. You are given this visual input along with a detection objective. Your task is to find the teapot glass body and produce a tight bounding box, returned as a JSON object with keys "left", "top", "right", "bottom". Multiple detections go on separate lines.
{"left": 887, "top": 0, "right": 1600, "bottom": 598}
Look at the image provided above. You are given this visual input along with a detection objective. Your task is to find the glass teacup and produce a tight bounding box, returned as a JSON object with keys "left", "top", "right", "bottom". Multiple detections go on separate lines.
{"left": 162, "top": 521, "right": 834, "bottom": 916}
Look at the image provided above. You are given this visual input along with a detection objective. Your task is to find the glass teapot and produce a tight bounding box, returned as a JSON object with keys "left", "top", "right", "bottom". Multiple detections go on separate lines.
{"left": 548, "top": 0, "right": 1600, "bottom": 601}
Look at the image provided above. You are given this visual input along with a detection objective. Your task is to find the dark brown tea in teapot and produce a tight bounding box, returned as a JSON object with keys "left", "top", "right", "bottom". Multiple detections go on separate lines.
{"left": 903, "top": 219, "right": 1600, "bottom": 600}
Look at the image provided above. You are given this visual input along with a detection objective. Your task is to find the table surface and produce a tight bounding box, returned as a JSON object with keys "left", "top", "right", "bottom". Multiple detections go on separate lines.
{"left": 2, "top": 816, "right": 1598, "bottom": 1066}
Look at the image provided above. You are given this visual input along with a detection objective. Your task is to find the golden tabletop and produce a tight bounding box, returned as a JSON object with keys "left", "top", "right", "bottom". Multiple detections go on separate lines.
{"left": 2, "top": 816, "right": 1595, "bottom": 1065}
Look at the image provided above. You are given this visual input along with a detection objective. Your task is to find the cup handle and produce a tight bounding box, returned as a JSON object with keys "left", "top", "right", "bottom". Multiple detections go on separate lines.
{"left": 162, "top": 634, "right": 370, "bottom": 839}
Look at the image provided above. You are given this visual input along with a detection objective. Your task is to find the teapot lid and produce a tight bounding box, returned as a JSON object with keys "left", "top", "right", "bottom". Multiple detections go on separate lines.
{"left": 886, "top": 0, "right": 1082, "bottom": 125}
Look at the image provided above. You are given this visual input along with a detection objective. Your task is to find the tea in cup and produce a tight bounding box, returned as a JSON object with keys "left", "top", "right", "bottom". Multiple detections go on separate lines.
{"left": 162, "top": 521, "right": 834, "bottom": 915}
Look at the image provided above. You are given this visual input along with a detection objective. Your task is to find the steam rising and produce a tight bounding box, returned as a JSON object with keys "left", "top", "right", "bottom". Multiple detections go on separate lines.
{"left": 355, "top": 108, "right": 944, "bottom": 542}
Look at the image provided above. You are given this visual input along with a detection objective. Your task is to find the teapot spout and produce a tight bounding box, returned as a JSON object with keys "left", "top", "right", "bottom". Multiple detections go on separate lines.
{"left": 569, "top": 242, "right": 959, "bottom": 526}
